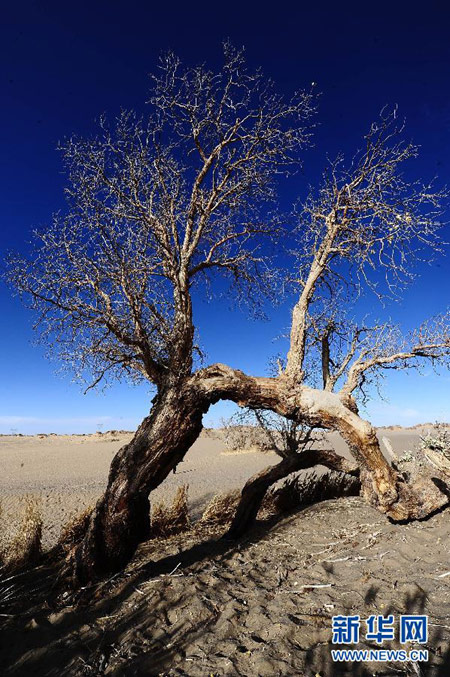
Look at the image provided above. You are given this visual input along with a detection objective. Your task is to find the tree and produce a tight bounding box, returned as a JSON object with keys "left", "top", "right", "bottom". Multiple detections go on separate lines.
{"left": 7, "top": 44, "right": 450, "bottom": 585}
{"left": 222, "top": 409, "right": 360, "bottom": 538}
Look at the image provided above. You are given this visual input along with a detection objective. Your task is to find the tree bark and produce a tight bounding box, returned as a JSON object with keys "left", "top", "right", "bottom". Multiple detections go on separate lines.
{"left": 70, "top": 384, "right": 207, "bottom": 585}
{"left": 226, "top": 449, "right": 360, "bottom": 539}
{"left": 194, "top": 365, "right": 449, "bottom": 521}
{"left": 327, "top": 406, "right": 449, "bottom": 520}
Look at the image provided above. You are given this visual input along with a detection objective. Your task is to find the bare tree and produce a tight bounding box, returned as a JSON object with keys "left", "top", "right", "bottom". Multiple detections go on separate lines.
{"left": 7, "top": 46, "right": 450, "bottom": 585}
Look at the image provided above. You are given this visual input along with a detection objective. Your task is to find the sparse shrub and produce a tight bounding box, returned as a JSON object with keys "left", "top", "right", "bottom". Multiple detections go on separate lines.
{"left": 151, "top": 485, "right": 190, "bottom": 538}
{"left": 199, "top": 490, "right": 241, "bottom": 527}
{"left": 57, "top": 506, "right": 93, "bottom": 554}
{"left": 398, "top": 451, "right": 414, "bottom": 464}
{"left": 222, "top": 423, "right": 271, "bottom": 453}
{"left": 266, "top": 470, "right": 360, "bottom": 515}
{"left": 201, "top": 428, "right": 219, "bottom": 439}
{"left": 222, "top": 410, "right": 324, "bottom": 458}
{"left": 4, "top": 495, "right": 43, "bottom": 569}
{"left": 420, "top": 422, "right": 450, "bottom": 460}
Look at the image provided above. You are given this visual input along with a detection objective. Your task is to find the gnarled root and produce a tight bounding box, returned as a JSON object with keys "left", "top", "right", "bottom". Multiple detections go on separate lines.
{"left": 358, "top": 447, "right": 450, "bottom": 522}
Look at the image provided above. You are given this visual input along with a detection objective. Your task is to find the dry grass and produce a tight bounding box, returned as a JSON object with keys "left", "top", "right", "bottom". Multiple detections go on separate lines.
{"left": 151, "top": 485, "right": 191, "bottom": 538}
{"left": 199, "top": 490, "right": 241, "bottom": 527}
{"left": 198, "top": 471, "right": 360, "bottom": 530}
{"left": 0, "top": 495, "right": 43, "bottom": 570}
{"left": 0, "top": 499, "right": 3, "bottom": 566}
{"left": 258, "top": 490, "right": 279, "bottom": 519}
{"left": 0, "top": 471, "right": 360, "bottom": 575}
{"left": 57, "top": 506, "right": 93, "bottom": 555}
{"left": 267, "top": 470, "right": 360, "bottom": 515}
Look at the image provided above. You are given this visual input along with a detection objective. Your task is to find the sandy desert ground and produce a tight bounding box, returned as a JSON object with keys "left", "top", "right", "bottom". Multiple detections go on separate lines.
{"left": 0, "top": 429, "right": 280, "bottom": 549}
{"left": 2, "top": 496, "right": 450, "bottom": 675}
{"left": 2, "top": 426, "right": 450, "bottom": 676}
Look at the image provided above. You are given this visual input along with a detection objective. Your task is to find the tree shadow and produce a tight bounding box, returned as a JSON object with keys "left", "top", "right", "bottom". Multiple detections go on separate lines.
{"left": 0, "top": 510, "right": 303, "bottom": 675}
{"left": 2, "top": 500, "right": 450, "bottom": 676}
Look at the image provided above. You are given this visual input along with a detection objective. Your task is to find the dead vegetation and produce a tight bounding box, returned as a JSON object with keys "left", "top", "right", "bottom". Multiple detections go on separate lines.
{"left": 222, "top": 411, "right": 326, "bottom": 459}
{"left": 56, "top": 506, "right": 93, "bottom": 555}
{"left": 7, "top": 42, "right": 450, "bottom": 583}
{"left": 150, "top": 485, "right": 191, "bottom": 538}
{"left": 199, "top": 490, "right": 242, "bottom": 527}
{"left": 0, "top": 495, "right": 43, "bottom": 570}
{"left": 221, "top": 423, "right": 274, "bottom": 453}
{"left": 0, "top": 499, "right": 94, "bottom": 574}
{"left": 4, "top": 494, "right": 450, "bottom": 677}
{"left": 420, "top": 422, "right": 450, "bottom": 459}
{"left": 0, "top": 471, "right": 362, "bottom": 582}
{"left": 197, "top": 470, "right": 360, "bottom": 531}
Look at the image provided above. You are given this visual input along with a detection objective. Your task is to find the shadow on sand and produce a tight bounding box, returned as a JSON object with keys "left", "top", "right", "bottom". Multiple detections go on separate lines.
{"left": 2, "top": 501, "right": 450, "bottom": 676}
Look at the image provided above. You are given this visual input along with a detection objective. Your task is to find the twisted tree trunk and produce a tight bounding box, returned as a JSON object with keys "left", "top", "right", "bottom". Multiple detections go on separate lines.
{"left": 70, "top": 364, "right": 449, "bottom": 586}
{"left": 71, "top": 384, "right": 207, "bottom": 585}
{"left": 330, "top": 408, "right": 449, "bottom": 521}
{"left": 194, "top": 365, "right": 449, "bottom": 521}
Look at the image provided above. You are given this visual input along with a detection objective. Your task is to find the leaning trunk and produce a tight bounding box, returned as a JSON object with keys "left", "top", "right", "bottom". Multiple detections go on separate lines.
{"left": 329, "top": 408, "right": 401, "bottom": 513}
{"left": 71, "top": 384, "right": 206, "bottom": 585}
{"left": 226, "top": 449, "right": 359, "bottom": 539}
{"left": 196, "top": 366, "right": 450, "bottom": 522}
{"left": 69, "top": 364, "right": 450, "bottom": 586}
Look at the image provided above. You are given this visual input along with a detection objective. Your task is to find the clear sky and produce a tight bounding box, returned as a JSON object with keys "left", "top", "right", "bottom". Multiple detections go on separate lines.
{"left": 1, "top": 1, "right": 449, "bottom": 434}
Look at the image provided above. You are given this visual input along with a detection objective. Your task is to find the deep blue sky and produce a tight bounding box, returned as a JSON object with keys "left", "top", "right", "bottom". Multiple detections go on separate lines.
{"left": 1, "top": 1, "right": 449, "bottom": 433}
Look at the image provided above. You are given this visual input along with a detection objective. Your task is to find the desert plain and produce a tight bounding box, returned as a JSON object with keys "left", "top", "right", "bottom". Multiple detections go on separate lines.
{"left": 2, "top": 426, "right": 450, "bottom": 676}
